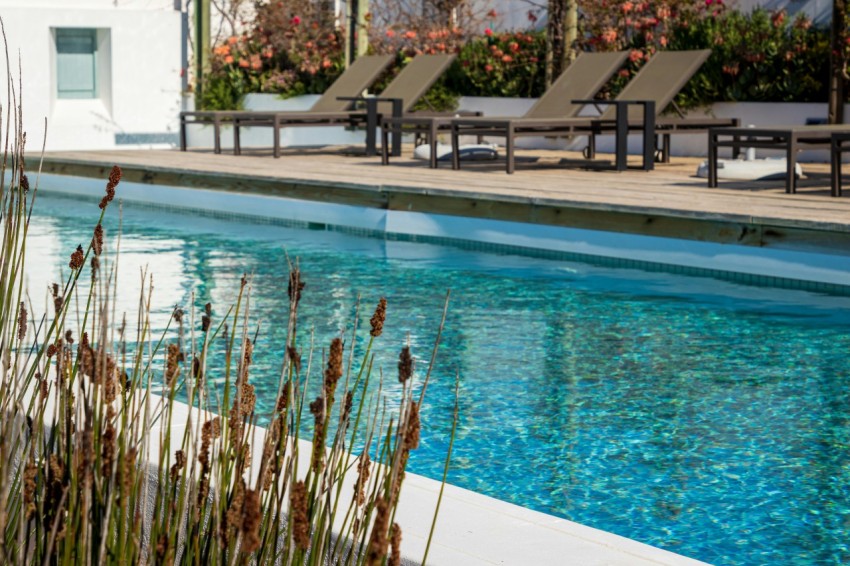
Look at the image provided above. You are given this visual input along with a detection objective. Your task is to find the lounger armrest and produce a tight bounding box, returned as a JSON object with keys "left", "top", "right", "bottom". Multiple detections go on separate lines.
{"left": 337, "top": 96, "right": 405, "bottom": 119}
{"left": 571, "top": 99, "right": 657, "bottom": 120}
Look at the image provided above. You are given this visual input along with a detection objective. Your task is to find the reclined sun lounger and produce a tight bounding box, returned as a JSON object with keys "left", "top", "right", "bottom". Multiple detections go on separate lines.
{"left": 179, "top": 54, "right": 393, "bottom": 154}
{"left": 450, "top": 49, "right": 739, "bottom": 174}
{"left": 379, "top": 50, "right": 629, "bottom": 168}
{"left": 231, "top": 54, "right": 456, "bottom": 157}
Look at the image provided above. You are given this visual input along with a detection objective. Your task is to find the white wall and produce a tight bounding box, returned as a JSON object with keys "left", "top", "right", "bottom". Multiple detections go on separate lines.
{"left": 0, "top": 2, "right": 183, "bottom": 151}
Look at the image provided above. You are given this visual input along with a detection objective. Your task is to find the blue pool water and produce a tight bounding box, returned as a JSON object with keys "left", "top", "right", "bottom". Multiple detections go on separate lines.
{"left": 30, "top": 191, "right": 850, "bottom": 565}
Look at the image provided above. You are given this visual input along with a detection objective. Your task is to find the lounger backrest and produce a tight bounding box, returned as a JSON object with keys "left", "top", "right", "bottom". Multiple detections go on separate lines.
{"left": 377, "top": 54, "right": 457, "bottom": 114}
{"left": 310, "top": 54, "right": 395, "bottom": 112}
{"left": 526, "top": 51, "right": 629, "bottom": 119}
{"left": 600, "top": 49, "right": 711, "bottom": 121}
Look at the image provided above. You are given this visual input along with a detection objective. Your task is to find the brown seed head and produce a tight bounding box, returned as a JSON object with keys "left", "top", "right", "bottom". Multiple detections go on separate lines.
{"left": 405, "top": 401, "right": 421, "bottom": 451}
{"left": 17, "top": 302, "right": 27, "bottom": 341}
{"left": 165, "top": 343, "right": 181, "bottom": 385}
{"left": 354, "top": 451, "right": 371, "bottom": 506}
{"left": 170, "top": 450, "right": 186, "bottom": 482}
{"left": 102, "top": 422, "right": 116, "bottom": 478}
{"left": 241, "top": 383, "right": 256, "bottom": 417}
{"left": 288, "top": 268, "right": 305, "bottom": 305}
{"left": 398, "top": 346, "right": 413, "bottom": 384}
{"left": 241, "top": 488, "right": 262, "bottom": 553}
{"left": 23, "top": 461, "right": 37, "bottom": 520}
{"left": 223, "top": 478, "right": 245, "bottom": 546}
{"left": 309, "top": 396, "right": 324, "bottom": 423}
{"left": 342, "top": 390, "right": 354, "bottom": 424}
{"left": 323, "top": 337, "right": 344, "bottom": 395}
{"left": 69, "top": 245, "right": 85, "bottom": 270}
{"left": 100, "top": 165, "right": 121, "bottom": 209}
{"left": 370, "top": 297, "right": 387, "bottom": 337}
{"left": 39, "top": 373, "right": 49, "bottom": 400}
{"left": 389, "top": 523, "right": 402, "bottom": 566}
{"left": 290, "top": 480, "right": 310, "bottom": 550}
{"left": 287, "top": 346, "right": 302, "bottom": 375}
{"left": 366, "top": 496, "right": 390, "bottom": 566}
{"left": 276, "top": 380, "right": 291, "bottom": 412}
{"left": 20, "top": 173, "right": 29, "bottom": 192}
{"left": 92, "top": 223, "right": 104, "bottom": 256}
{"left": 51, "top": 283, "right": 64, "bottom": 314}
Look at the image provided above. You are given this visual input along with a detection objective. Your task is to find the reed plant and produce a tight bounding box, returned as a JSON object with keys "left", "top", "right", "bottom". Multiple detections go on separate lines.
{"left": 0, "top": 39, "right": 454, "bottom": 566}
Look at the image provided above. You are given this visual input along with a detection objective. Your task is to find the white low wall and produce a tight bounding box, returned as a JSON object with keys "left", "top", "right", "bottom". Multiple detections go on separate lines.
{"left": 184, "top": 93, "right": 369, "bottom": 150}
{"left": 40, "top": 173, "right": 850, "bottom": 289}
{"left": 0, "top": 2, "right": 183, "bottom": 152}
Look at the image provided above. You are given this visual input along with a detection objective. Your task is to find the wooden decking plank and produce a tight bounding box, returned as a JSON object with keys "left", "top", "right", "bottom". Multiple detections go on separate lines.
{"left": 28, "top": 149, "right": 850, "bottom": 244}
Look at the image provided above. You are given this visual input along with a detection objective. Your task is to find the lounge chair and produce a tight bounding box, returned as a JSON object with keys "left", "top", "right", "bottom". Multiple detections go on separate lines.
{"left": 708, "top": 125, "right": 850, "bottom": 196}
{"left": 231, "top": 54, "right": 457, "bottom": 158}
{"left": 179, "top": 54, "right": 394, "bottom": 155}
{"left": 450, "top": 49, "right": 739, "bottom": 173}
{"left": 379, "top": 50, "right": 629, "bottom": 168}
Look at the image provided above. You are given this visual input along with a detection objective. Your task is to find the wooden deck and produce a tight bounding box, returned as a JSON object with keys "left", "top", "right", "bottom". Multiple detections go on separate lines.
{"left": 29, "top": 147, "right": 850, "bottom": 253}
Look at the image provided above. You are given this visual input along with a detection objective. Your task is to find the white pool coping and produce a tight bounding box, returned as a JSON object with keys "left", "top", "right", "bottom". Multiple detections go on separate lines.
{"left": 153, "top": 393, "right": 710, "bottom": 566}
{"left": 38, "top": 172, "right": 850, "bottom": 291}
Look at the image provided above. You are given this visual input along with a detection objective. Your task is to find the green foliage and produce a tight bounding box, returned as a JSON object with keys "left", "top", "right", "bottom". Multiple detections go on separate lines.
{"left": 197, "top": 3, "right": 837, "bottom": 111}
{"left": 444, "top": 30, "right": 547, "bottom": 98}
{"left": 669, "top": 8, "right": 830, "bottom": 107}
{"left": 199, "top": 1, "right": 345, "bottom": 110}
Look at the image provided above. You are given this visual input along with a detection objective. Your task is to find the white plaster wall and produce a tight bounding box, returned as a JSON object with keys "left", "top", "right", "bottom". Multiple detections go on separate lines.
{"left": 0, "top": 2, "right": 183, "bottom": 151}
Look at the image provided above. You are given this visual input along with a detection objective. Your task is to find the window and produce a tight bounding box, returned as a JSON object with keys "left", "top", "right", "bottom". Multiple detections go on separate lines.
{"left": 55, "top": 29, "right": 97, "bottom": 99}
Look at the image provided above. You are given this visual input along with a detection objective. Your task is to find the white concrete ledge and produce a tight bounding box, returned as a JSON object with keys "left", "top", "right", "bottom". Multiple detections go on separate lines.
{"left": 153, "top": 394, "right": 709, "bottom": 566}
{"left": 39, "top": 172, "right": 850, "bottom": 289}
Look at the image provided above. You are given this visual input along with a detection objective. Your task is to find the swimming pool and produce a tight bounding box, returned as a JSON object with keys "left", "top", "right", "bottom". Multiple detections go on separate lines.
{"left": 29, "top": 190, "right": 850, "bottom": 565}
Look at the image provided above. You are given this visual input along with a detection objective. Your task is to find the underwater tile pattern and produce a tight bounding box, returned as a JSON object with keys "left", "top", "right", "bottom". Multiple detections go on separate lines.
{"left": 30, "top": 192, "right": 850, "bottom": 565}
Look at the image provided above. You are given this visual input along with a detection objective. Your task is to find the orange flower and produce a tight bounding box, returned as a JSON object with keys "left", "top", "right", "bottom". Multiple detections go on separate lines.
{"left": 501, "top": 54, "right": 512, "bottom": 63}
{"left": 238, "top": 58, "right": 249, "bottom": 68}
{"left": 386, "top": 29, "right": 396, "bottom": 38}
{"left": 404, "top": 30, "right": 416, "bottom": 39}
{"left": 629, "top": 49, "right": 642, "bottom": 62}
{"left": 224, "top": 55, "right": 234, "bottom": 64}
{"left": 227, "top": 36, "right": 238, "bottom": 45}
{"left": 321, "top": 58, "right": 332, "bottom": 69}
{"left": 622, "top": 1, "right": 634, "bottom": 13}
{"left": 601, "top": 28, "right": 618, "bottom": 44}
{"left": 484, "top": 64, "right": 494, "bottom": 72}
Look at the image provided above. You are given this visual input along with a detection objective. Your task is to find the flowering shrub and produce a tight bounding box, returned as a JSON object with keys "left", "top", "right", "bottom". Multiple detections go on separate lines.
{"left": 669, "top": 8, "right": 830, "bottom": 106}
{"left": 198, "top": 2, "right": 837, "bottom": 112}
{"left": 444, "top": 30, "right": 547, "bottom": 98}
{"left": 201, "top": 0, "right": 345, "bottom": 109}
